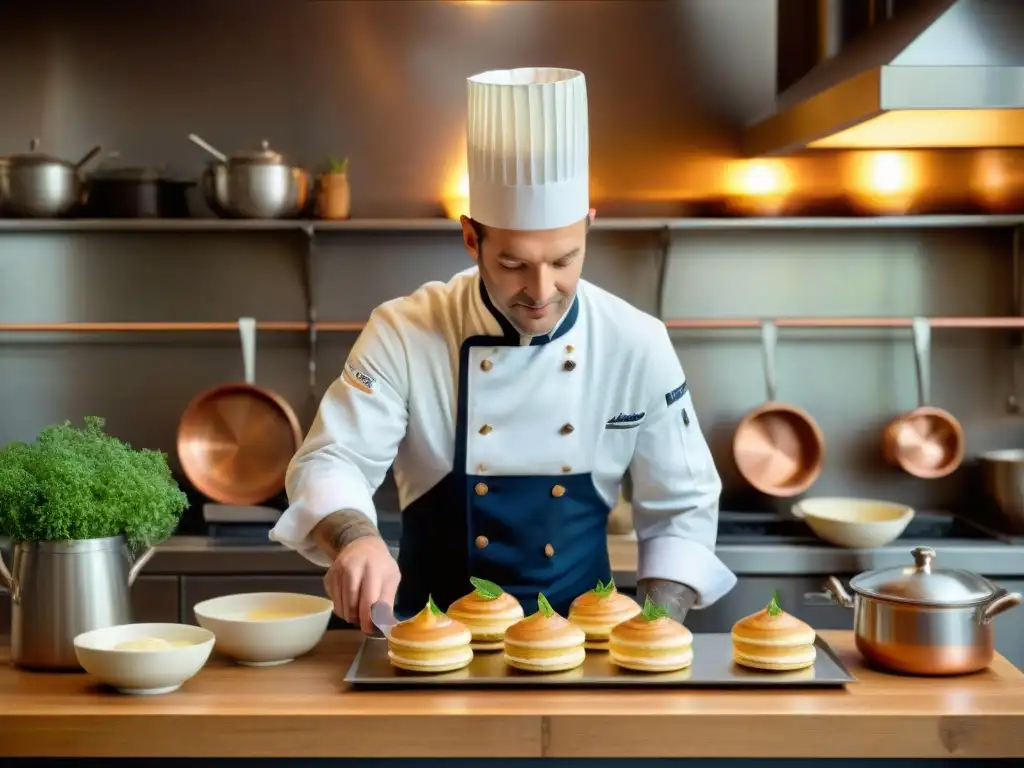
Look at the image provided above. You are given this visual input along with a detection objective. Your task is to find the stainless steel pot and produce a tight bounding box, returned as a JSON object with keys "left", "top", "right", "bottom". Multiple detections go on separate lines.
{"left": 978, "top": 449, "right": 1024, "bottom": 535}
{"left": 0, "top": 536, "right": 155, "bottom": 670}
{"left": 188, "top": 133, "right": 310, "bottom": 219}
{"left": 822, "top": 546, "right": 1021, "bottom": 676}
{"left": 0, "top": 138, "right": 102, "bottom": 217}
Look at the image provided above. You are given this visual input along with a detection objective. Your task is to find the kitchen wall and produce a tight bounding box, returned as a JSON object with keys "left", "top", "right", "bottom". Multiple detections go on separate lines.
{"left": 1, "top": 0, "right": 1023, "bottom": 518}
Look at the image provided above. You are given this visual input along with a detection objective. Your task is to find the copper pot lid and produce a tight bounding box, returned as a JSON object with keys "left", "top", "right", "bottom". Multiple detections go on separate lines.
{"left": 848, "top": 546, "right": 997, "bottom": 607}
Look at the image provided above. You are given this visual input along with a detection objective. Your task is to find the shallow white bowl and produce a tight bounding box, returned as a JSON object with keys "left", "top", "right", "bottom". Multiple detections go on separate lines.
{"left": 792, "top": 497, "right": 915, "bottom": 548}
{"left": 73, "top": 622, "right": 215, "bottom": 695}
{"left": 193, "top": 592, "right": 333, "bottom": 667}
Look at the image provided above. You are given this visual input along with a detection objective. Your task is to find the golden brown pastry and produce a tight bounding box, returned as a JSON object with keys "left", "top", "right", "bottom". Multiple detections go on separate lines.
{"left": 447, "top": 578, "right": 525, "bottom": 651}
{"left": 387, "top": 595, "right": 473, "bottom": 673}
{"left": 503, "top": 593, "right": 586, "bottom": 673}
{"left": 568, "top": 578, "right": 642, "bottom": 650}
{"left": 608, "top": 596, "right": 693, "bottom": 672}
{"left": 731, "top": 592, "right": 817, "bottom": 671}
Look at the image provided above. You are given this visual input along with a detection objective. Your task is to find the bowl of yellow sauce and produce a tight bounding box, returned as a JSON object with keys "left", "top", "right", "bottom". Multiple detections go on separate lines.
{"left": 192, "top": 592, "right": 333, "bottom": 667}
{"left": 73, "top": 623, "right": 215, "bottom": 695}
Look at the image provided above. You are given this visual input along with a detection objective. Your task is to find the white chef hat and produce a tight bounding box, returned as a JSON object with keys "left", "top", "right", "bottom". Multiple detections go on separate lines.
{"left": 466, "top": 67, "right": 589, "bottom": 231}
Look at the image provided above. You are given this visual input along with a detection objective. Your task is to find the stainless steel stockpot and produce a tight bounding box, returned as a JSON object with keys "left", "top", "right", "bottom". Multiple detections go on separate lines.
{"left": 823, "top": 546, "right": 1021, "bottom": 676}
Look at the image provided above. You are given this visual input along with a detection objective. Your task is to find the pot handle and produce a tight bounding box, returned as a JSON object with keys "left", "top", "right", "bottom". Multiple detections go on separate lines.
{"left": 74, "top": 146, "right": 103, "bottom": 170}
{"left": 0, "top": 550, "right": 19, "bottom": 604}
{"left": 127, "top": 547, "right": 157, "bottom": 588}
{"left": 911, "top": 316, "right": 931, "bottom": 408}
{"left": 239, "top": 317, "right": 257, "bottom": 385}
{"left": 980, "top": 591, "right": 1022, "bottom": 625}
{"left": 759, "top": 319, "right": 779, "bottom": 402}
{"left": 820, "top": 576, "right": 855, "bottom": 608}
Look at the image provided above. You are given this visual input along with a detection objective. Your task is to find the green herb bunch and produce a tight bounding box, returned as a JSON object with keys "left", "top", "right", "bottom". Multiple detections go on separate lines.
{"left": 0, "top": 417, "right": 188, "bottom": 550}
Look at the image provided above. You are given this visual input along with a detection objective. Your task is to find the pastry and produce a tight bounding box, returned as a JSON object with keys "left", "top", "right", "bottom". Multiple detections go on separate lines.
{"left": 568, "top": 578, "right": 642, "bottom": 650}
{"left": 503, "top": 593, "right": 586, "bottom": 673}
{"left": 447, "top": 577, "right": 525, "bottom": 651}
{"left": 731, "top": 591, "right": 817, "bottom": 671}
{"left": 608, "top": 596, "right": 693, "bottom": 672}
{"left": 387, "top": 595, "right": 473, "bottom": 673}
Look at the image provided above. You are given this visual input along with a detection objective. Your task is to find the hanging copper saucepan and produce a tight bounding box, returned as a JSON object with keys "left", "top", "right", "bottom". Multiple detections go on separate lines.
{"left": 733, "top": 319, "right": 825, "bottom": 497}
{"left": 882, "top": 316, "right": 964, "bottom": 479}
{"left": 177, "top": 317, "right": 303, "bottom": 505}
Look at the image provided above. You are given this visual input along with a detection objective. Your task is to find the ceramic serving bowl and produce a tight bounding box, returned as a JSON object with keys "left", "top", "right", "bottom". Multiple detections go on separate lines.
{"left": 193, "top": 591, "right": 333, "bottom": 666}
{"left": 793, "top": 496, "right": 914, "bottom": 548}
{"left": 73, "top": 622, "right": 215, "bottom": 695}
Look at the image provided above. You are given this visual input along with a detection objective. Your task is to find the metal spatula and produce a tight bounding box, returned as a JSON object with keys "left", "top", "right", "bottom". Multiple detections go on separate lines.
{"left": 369, "top": 601, "right": 398, "bottom": 640}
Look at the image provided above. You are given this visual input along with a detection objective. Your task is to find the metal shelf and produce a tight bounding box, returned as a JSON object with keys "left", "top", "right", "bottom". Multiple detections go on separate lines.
{"left": 1, "top": 214, "right": 1023, "bottom": 233}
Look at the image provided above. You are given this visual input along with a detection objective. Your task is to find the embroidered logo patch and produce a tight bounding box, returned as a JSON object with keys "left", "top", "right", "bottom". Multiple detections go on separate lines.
{"left": 606, "top": 412, "right": 645, "bottom": 430}
{"left": 342, "top": 361, "right": 376, "bottom": 394}
{"left": 665, "top": 381, "right": 689, "bottom": 407}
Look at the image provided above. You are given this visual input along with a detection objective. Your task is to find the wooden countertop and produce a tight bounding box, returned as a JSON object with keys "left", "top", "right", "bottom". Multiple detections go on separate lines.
{"left": 1, "top": 630, "right": 1023, "bottom": 759}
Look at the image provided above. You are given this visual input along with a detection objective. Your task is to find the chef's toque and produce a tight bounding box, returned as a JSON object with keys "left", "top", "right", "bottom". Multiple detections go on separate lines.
{"left": 466, "top": 67, "right": 589, "bottom": 232}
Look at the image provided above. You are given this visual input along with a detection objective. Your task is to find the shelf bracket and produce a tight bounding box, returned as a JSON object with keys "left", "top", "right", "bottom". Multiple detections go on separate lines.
{"left": 300, "top": 224, "right": 319, "bottom": 405}
{"left": 655, "top": 225, "right": 672, "bottom": 320}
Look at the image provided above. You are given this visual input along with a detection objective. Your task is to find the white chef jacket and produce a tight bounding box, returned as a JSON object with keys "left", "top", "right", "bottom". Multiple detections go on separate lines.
{"left": 270, "top": 266, "right": 736, "bottom": 612}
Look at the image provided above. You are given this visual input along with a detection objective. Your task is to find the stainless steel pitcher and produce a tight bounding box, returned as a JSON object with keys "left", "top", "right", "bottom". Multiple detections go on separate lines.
{"left": 0, "top": 536, "right": 155, "bottom": 670}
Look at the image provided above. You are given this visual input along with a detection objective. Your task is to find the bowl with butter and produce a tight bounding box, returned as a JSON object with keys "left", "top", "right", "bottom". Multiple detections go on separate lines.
{"left": 73, "top": 622, "right": 215, "bottom": 695}
{"left": 193, "top": 591, "right": 333, "bottom": 666}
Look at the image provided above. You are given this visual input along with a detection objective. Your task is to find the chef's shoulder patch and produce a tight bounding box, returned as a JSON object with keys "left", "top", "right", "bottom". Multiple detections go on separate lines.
{"left": 664, "top": 381, "right": 689, "bottom": 407}
{"left": 342, "top": 360, "right": 377, "bottom": 394}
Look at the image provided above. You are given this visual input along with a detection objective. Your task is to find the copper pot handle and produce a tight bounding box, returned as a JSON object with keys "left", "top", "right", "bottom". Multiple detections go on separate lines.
{"left": 239, "top": 317, "right": 257, "bottom": 384}
{"left": 911, "top": 316, "right": 931, "bottom": 408}
{"left": 760, "top": 319, "right": 778, "bottom": 402}
{"left": 980, "top": 591, "right": 1022, "bottom": 625}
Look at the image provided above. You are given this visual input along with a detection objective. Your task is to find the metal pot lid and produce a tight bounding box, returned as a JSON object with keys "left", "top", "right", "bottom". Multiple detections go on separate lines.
{"left": 4, "top": 138, "right": 73, "bottom": 167}
{"left": 230, "top": 140, "right": 285, "bottom": 165}
{"left": 849, "top": 546, "right": 997, "bottom": 606}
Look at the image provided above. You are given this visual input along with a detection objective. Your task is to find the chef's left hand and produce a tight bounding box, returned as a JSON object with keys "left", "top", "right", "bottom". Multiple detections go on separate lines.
{"left": 637, "top": 578, "right": 698, "bottom": 624}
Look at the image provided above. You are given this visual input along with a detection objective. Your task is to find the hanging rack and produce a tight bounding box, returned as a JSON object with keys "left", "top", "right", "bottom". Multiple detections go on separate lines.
{"left": 4, "top": 316, "right": 1024, "bottom": 334}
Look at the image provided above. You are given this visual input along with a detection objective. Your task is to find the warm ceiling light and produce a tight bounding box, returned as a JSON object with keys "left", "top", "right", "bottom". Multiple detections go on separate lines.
{"left": 808, "top": 109, "right": 1024, "bottom": 150}
{"left": 724, "top": 160, "right": 793, "bottom": 197}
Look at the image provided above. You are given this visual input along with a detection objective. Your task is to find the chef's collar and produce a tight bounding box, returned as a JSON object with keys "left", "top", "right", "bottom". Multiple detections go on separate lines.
{"left": 478, "top": 277, "right": 579, "bottom": 347}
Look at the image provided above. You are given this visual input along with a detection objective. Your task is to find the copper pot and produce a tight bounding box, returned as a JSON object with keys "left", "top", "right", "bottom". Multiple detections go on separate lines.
{"left": 177, "top": 317, "right": 303, "bottom": 505}
{"left": 733, "top": 319, "right": 824, "bottom": 497}
{"left": 882, "top": 317, "right": 964, "bottom": 479}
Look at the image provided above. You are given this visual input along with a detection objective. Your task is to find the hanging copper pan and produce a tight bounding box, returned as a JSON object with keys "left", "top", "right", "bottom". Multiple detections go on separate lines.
{"left": 882, "top": 317, "right": 964, "bottom": 479}
{"left": 733, "top": 319, "right": 825, "bottom": 497}
{"left": 177, "top": 317, "right": 303, "bottom": 505}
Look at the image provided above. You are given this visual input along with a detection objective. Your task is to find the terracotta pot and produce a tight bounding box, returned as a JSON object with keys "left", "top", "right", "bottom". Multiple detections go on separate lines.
{"left": 317, "top": 172, "right": 351, "bottom": 219}
{"left": 882, "top": 317, "right": 964, "bottom": 479}
{"left": 733, "top": 320, "right": 825, "bottom": 497}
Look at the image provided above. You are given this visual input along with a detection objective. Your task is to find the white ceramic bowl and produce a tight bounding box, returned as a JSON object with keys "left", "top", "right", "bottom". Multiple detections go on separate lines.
{"left": 793, "top": 497, "right": 915, "bottom": 548}
{"left": 193, "top": 592, "right": 333, "bottom": 666}
{"left": 73, "top": 622, "right": 215, "bottom": 695}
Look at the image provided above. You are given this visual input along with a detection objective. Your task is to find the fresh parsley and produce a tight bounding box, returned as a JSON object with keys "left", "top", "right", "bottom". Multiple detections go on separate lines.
{"left": 640, "top": 595, "right": 671, "bottom": 621}
{"left": 427, "top": 594, "right": 444, "bottom": 616}
{"left": 537, "top": 592, "right": 555, "bottom": 617}
{"left": 766, "top": 590, "right": 783, "bottom": 617}
{"left": 593, "top": 578, "right": 616, "bottom": 597}
{"left": 470, "top": 576, "right": 504, "bottom": 600}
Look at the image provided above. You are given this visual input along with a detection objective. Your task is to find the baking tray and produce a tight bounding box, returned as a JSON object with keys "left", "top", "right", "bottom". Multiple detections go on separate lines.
{"left": 343, "top": 633, "right": 855, "bottom": 688}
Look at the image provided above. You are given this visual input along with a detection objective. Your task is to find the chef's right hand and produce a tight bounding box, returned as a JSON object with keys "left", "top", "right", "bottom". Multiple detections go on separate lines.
{"left": 324, "top": 535, "right": 401, "bottom": 634}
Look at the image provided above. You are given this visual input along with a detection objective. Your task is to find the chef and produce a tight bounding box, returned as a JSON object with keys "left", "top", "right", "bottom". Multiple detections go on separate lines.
{"left": 270, "top": 67, "right": 736, "bottom": 634}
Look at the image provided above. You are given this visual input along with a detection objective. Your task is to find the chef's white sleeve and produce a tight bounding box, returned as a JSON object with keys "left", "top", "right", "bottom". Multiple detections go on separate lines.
{"left": 269, "top": 307, "right": 409, "bottom": 566}
{"left": 628, "top": 325, "right": 737, "bottom": 608}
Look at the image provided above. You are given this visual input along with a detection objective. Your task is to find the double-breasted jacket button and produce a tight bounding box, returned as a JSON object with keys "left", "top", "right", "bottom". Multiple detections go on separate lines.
{"left": 476, "top": 535, "right": 489, "bottom": 549}
{"left": 560, "top": 423, "right": 574, "bottom": 435}
{"left": 477, "top": 463, "right": 487, "bottom": 472}
{"left": 544, "top": 543, "right": 555, "bottom": 557}
{"left": 561, "top": 465, "right": 572, "bottom": 473}
{"left": 565, "top": 345, "right": 574, "bottom": 353}
{"left": 563, "top": 360, "right": 576, "bottom": 371}
{"left": 475, "top": 482, "right": 489, "bottom": 496}
{"left": 551, "top": 484, "right": 566, "bottom": 498}
{"left": 480, "top": 359, "right": 493, "bottom": 372}
{"left": 479, "top": 424, "right": 493, "bottom": 435}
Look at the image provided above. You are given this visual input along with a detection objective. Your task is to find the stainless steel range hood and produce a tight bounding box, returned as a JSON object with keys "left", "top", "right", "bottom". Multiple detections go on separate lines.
{"left": 744, "top": 0, "right": 1024, "bottom": 156}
